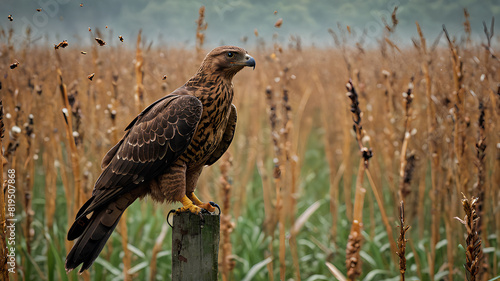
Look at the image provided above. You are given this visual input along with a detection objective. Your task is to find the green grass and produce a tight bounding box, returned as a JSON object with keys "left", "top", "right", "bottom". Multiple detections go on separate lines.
{"left": 10, "top": 128, "right": 500, "bottom": 281}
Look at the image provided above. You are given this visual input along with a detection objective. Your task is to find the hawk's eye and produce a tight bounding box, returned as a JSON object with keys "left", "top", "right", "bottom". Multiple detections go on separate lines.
{"left": 227, "top": 52, "right": 234, "bottom": 58}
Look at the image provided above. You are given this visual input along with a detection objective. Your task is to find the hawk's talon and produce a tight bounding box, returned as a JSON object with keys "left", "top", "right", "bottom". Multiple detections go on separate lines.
{"left": 176, "top": 204, "right": 203, "bottom": 214}
{"left": 209, "top": 201, "right": 221, "bottom": 215}
{"left": 167, "top": 209, "right": 175, "bottom": 228}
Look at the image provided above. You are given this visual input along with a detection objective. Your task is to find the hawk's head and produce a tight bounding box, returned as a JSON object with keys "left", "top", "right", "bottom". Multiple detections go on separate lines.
{"left": 200, "top": 46, "right": 255, "bottom": 80}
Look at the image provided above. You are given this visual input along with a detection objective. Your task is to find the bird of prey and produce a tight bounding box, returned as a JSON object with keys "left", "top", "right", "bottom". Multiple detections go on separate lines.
{"left": 65, "top": 46, "right": 255, "bottom": 273}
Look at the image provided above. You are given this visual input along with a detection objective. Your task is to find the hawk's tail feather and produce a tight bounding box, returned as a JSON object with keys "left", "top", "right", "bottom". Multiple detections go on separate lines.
{"left": 65, "top": 209, "right": 123, "bottom": 273}
{"left": 65, "top": 192, "right": 138, "bottom": 273}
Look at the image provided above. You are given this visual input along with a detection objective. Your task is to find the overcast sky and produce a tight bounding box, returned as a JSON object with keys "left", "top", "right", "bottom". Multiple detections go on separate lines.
{"left": 2, "top": 0, "right": 499, "bottom": 48}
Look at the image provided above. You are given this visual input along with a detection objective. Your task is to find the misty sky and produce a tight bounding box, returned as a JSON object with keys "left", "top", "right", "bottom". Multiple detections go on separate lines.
{"left": 2, "top": 0, "right": 499, "bottom": 48}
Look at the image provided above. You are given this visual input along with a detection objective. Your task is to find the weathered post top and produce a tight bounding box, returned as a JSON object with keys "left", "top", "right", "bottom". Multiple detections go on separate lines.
{"left": 172, "top": 212, "right": 220, "bottom": 281}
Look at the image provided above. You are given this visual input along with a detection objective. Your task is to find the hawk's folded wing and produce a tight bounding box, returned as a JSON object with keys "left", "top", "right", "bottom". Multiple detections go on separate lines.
{"left": 68, "top": 94, "right": 202, "bottom": 239}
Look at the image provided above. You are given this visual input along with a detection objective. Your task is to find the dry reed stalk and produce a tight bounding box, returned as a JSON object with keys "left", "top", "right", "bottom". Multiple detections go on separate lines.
{"left": 382, "top": 69, "right": 395, "bottom": 120}
{"left": 440, "top": 101, "right": 457, "bottom": 281}
{"left": 328, "top": 26, "right": 352, "bottom": 76}
{"left": 278, "top": 67, "right": 292, "bottom": 220}
{"left": 445, "top": 25, "right": 471, "bottom": 280}
{"left": 264, "top": 84, "right": 286, "bottom": 280}
{"left": 280, "top": 67, "right": 301, "bottom": 280}
{"left": 276, "top": 146, "right": 286, "bottom": 278}
{"left": 118, "top": 200, "right": 131, "bottom": 278}
{"left": 41, "top": 92, "right": 57, "bottom": 231}
{"left": 397, "top": 201, "right": 410, "bottom": 281}
{"left": 481, "top": 24, "right": 499, "bottom": 265}
{"left": 364, "top": 169, "right": 398, "bottom": 266}
{"left": 379, "top": 70, "right": 399, "bottom": 201}
{"left": 86, "top": 32, "right": 100, "bottom": 171}
{"left": 114, "top": 70, "right": 132, "bottom": 281}
{"left": 58, "top": 69, "right": 82, "bottom": 223}
{"left": 444, "top": 25, "right": 469, "bottom": 192}
{"left": 291, "top": 83, "right": 312, "bottom": 154}
{"left": 329, "top": 34, "right": 355, "bottom": 223}
{"left": 408, "top": 239, "right": 423, "bottom": 280}
{"left": 292, "top": 87, "right": 313, "bottom": 179}
{"left": 232, "top": 136, "right": 257, "bottom": 219}
{"left": 455, "top": 195, "right": 483, "bottom": 281}
{"left": 415, "top": 22, "right": 439, "bottom": 280}
{"left": 219, "top": 153, "right": 235, "bottom": 281}
{"left": 398, "top": 79, "right": 415, "bottom": 202}
{"left": 473, "top": 102, "right": 487, "bottom": 280}
{"left": 52, "top": 131, "right": 74, "bottom": 253}
{"left": 474, "top": 102, "right": 486, "bottom": 235}
{"left": 463, "top": 9, "right": 472, "bottom": 46}
{"left": 134, "top": 30, "right": 145, "bottom": 113}
{"left": 341, "top": 117, "right": 353, "bottom": 222}
{"left": 384, "top": 38, "right": 402, "bottom": 54}
{"left": 481, "top": 18, "right": 497, "bottom": 66}
{"left": 59, "top": 72, "right": 91, "bottom": 280}
{"left": 313, "top": 73, "right": 341, "bottom": 239}
{"left": 326, "top": 262, "right": 347, "bottom": 281}
{"left": 328, "top": 31, "right": 354, "bottom": 222}
{"left": 149, "top": 222, "right": 169, "bottom": 281}
{"left": 289, "top": 156, "right": 301, "bottom": 280}
{"left": 366, "top": 188, "right": 375, "bottom": 240}
{"left": 444, "top": 207, "right": 455, "bottom": 281}
{"left": 345, "top": 80, "right": 372, "bottom": 280}
{"left": 329, "top": 163, "right": 345, "bottom": 239}
{"left": 195, "top": 6, "right": 208, "bottom": 56}
{"left": 20, "top": 113, "right": 35, "bottom": 255}
{"left": 0, "top": 100, "right": 9, "bottom": 281}
{"left": 255, "top": 158, "right": 275, "bottom": 281}
{"left": 400, "top": 153, "right": 416, "bottom": 202}
{"left": 416, "top": 167, "right": 426, "bottom": 239}
{"left": 43, "top": 143, "right": 56, "bottom": 230}
{"left": 494, "top": 130, "right": 500, "bottom": 278}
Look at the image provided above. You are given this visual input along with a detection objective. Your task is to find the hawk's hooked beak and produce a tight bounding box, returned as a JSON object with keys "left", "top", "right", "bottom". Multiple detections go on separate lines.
{"left": 243, "top": 54, "right": 256, "bottom": 70}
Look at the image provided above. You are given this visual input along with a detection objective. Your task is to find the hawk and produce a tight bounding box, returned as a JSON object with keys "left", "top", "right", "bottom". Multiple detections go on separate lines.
{"left": 65, "top": 46, "right": 255, "bottom": 273}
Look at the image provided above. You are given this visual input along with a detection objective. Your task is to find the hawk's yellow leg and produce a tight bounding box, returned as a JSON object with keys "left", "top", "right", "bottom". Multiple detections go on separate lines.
{"left": 176, "top": 195, "right": 202, "bottom": 214}
{"left": 187, "top": 192, "right": 216, "bottom": 212}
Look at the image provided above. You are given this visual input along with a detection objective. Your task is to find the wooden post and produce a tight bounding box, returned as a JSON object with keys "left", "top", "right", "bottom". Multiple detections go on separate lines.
{"left": 172, "top": 212, "right": 220, "bottom": 281}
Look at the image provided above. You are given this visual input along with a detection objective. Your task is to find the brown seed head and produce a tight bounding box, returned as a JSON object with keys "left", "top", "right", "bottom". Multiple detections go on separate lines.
{"left": 275, "top": 18, "right": 283, "bottom": 28}
{"left": 54, "top": 40, "right": 69, "bottom": 49}
{"left": 10, "top": 61, "right": 19, "bottom": 69}
{"left": 95, "top": 38, "right": 106, "bottom": 46}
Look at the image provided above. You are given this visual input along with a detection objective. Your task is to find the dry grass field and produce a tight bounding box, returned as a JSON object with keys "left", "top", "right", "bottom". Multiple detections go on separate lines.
{"left": 1, "top": 10, "right": 499, "bottom": 281}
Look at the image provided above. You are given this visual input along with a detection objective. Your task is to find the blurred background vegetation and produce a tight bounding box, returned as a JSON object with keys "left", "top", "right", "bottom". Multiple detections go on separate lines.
{"left": 3, "top": 0, "right": 500, "bottom": 46}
